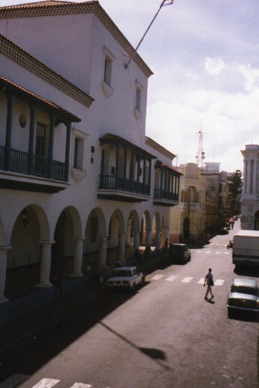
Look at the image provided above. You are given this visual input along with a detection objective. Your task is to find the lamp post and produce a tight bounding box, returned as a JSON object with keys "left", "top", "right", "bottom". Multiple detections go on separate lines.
{"left": 124, "top": 0, "right": 174, "bottom": 69}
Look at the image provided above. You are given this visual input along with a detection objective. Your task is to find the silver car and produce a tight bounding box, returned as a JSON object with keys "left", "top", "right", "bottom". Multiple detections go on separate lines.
{"left": 227, "top": 278, "right": 259, "bottom": 318}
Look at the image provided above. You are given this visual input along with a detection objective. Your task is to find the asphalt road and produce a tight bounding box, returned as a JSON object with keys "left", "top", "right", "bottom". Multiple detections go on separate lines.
{"left": 0, "top": 222, "right": 258, "bottom": 388}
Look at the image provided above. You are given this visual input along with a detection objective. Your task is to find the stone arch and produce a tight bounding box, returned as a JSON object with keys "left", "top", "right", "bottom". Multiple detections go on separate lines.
{"left": 140, "top": 210, "right": 152, "bottom": 246}
{"left": 51, "top": 206, "right": 83, "bottom": 283}
{"left": 52, "top": 206, "right": 82, "bottom": 258}
{"left": 161, "top": 213, "right": 169, "bottom": 247}
{"left": 85, "top": 207, "right": 107, "bottom": 269}
{"left": 6, "top": 204, "right": 50, "bottom": 297}
{"left": 126, "top": 210, "right": 140, "bottom": 257}
{"left": 106, "top": 209, "right": 126, "bottom": 266}
{"left": 151, "top": 211, "right": 162, "bottom": 249}
{"left": 85, "top": 207, "right": 106, "bottom": 249}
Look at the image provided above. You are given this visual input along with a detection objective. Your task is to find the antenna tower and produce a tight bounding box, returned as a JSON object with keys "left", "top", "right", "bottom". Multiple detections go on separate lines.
{"left": 195, "top": 126, "right": 205, "bottom": 167}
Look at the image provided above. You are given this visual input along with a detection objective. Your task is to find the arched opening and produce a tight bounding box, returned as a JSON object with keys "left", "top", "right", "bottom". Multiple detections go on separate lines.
{"left": 5, "top": 205, "right": 48, "bottom": 298}
{"left": 254, "top": 211, "right": 259, "bottom": 230}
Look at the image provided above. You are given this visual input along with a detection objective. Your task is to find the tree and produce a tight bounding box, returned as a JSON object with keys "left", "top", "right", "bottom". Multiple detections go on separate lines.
{"left": 227, "top": 169, "right": 243, "bottom": 216}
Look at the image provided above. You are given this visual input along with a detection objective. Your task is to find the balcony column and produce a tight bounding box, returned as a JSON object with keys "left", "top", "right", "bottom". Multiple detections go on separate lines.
{"left": 115, "top": 144, "right": 119, "bottom": 189}
{"left": 65, "top": 122, "right": 71, "bottom": 180}
{"left": 4, "top": 94, "right": 14, "bottom": 170}
{"left": 155, "top": 228, "right": 161, "bottom": 249}
{"left": 0, "top": 246, "right": 11, "bottom": 303}
{"left": 48, "top": 115, "right": 55, "bottom": 178}
{"left": 118, "top": 232, "right": 126, "bottom": 261}
{"left": 123, "top": 145, "right": 127, "bottom": 190}
{"left": 98, "top": 235, "right": 108, "bottom": 267}
{"left": 71, "top": 237, "right": 84, "bottom": 277}
{"left": 28, "top": 105, "right": 35, "bottom": 174}
{"left": 37, "top": 241, "right": 53, "bottom": 288}
{"left": 143, "top": 156, "right": 146, "bottom": 193}
{"left": 130, "top": 150, "right": 134, "bottom": 191}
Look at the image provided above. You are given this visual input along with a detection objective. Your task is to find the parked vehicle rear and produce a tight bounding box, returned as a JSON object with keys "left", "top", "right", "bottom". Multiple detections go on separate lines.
{"left": 168, "top": 243, "right": 191, "bottom": 264}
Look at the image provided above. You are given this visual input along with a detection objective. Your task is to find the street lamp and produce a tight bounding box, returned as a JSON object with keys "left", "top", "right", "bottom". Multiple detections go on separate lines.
{"left": 124, "top": 0, "right": 175, "bottom": 69}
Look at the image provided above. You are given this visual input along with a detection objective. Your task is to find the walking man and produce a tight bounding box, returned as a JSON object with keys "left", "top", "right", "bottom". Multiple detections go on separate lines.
{"left": 204, "top": 268, "right": 214, "bottom": 300}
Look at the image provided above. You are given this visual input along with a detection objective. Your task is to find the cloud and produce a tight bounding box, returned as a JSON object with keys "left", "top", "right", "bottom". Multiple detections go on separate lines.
{"left": 204, "top": 58, "right": 225, "bottom": 76}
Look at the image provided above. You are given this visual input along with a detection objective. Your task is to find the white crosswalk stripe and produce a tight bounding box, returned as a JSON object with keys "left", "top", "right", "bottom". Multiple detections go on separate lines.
{"left": 149, "top": 274, "right": 225, "bottom": 286}
{"left": 214, "top": 279, "right": 224, "bottom": 286}
{"left": 151, "top": 274, "right": 164, "bottom": 280}
{"left": 182, "top": 277, "right": 193, "bottom": 283}
{"left": 32, "top": 378, "right": 60, "bottom": 388}
{"left": 1, "top": 376, "right": 94, "bottom": 388}
{"left": 165, "top": 275, "right": 178, "bottom": 282}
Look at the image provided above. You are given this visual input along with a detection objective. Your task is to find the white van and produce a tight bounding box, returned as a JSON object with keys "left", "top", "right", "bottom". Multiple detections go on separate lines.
{"left": 232, "top": 230, "right": 259, "bottom": 267}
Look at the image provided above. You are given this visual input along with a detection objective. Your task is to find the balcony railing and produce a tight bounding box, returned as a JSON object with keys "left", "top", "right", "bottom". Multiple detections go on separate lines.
{"left": 0, "top": 146, "right": 67, "bottom": 181}
{"left": 99, "top": 174, "right": 150, "bottom": 196}
{"left": 154, "top": 188, "right": 179, "bottom": 202}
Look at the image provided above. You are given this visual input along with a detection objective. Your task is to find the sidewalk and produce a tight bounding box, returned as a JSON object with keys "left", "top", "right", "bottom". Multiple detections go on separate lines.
{"left": 0, "top": 250, "right": 169, "bottom": 352}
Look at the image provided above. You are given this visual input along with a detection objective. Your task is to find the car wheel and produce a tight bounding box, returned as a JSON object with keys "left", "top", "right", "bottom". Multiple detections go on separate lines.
{"left": 141, "top": 276, "right": 145, "bottom": 286}
{"left": 132, "top": 283, "right": 136, "bottom": 292}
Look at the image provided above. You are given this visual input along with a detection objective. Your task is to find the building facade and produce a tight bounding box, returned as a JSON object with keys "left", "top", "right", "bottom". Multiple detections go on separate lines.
{"left": 0, "top": 1, "right": 181, "bottom": 302}
{"left": 241, "top": 144, "right": 259, "bottom": 230}
{"left": 169, "top": 163, "right": 206, "bottom": 243}
{"left": 169, "top": 162, "right": 229, "bottom": 244}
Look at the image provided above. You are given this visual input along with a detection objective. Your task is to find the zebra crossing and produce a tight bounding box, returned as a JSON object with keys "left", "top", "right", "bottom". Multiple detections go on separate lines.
{"left": 0, "top": 375, "right": 97, "bottom": 388}
{"left": 149, "top": 273, "right": 225, "bottom": 286}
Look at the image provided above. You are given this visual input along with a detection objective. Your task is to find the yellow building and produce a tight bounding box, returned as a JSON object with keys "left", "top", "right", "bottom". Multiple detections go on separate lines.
{"left": 169, "top": 163, "right": 206, "bottom": 244}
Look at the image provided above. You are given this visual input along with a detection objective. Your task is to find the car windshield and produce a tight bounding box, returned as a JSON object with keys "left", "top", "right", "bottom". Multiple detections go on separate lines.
{"left": 231, "top": 285, "right": 258, "bottom": 296}
{"left": 171, "top": 246, "right": 185, "bottom": 254}
{"left": 112, "top": 270, "right": 133, "bottom": 277}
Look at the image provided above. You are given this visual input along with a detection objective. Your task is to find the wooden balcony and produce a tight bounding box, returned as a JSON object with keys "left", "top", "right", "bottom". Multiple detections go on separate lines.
{"left": 153, "top": 188, "right": 179, "bottom": 207}
{"left": 0, "top": 146, "right": 68, "bottom": 193}
{"left": 98, "top": 174, "right": 150, "bottom": 202}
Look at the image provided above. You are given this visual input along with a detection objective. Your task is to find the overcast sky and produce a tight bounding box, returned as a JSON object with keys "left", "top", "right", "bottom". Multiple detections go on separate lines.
{"left": 2, "top": 0, "right": 259, "bottom": 172}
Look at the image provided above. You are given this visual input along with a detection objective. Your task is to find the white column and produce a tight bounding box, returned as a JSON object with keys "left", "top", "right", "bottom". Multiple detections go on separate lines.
{"left": 118, "top": 232, "right": 126, "bottom": 261}
{"left": 37, "top": 241, "right": 53, "bottom": 288}
{"left": 0, "top": 246, "right": 11, "bottom": 303}
{"left": 247, "top": 160, "right": 251, "bottom": 193}
{"left": 253, "top": 159, "right": 257, "bottom": 194}
{"left": 243, "top": 160, "right": 247, "bottom": 193}
{"left": 99, "top": 235, "right": 108, "bottom": 267}
{"left": 71, "top": 237, "right": 84, "bottom": 278}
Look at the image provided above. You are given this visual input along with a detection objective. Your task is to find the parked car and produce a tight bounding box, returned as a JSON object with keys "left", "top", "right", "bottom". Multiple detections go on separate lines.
{"left": 168, "top": 243, "right": 191, "bottom": 264}
{"left": 218, "top": 227, "right": 229, "bottom": 235}
{"left": 107, "top": 266, "right": 145, "bottom": 292}
{"left": 227, "top": 278, "right": 259, "bottom": 318}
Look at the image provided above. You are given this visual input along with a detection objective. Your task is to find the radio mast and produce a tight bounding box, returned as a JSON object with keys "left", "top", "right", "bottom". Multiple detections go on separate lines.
{"left": 195, "top": 126, "right": 205, "bottom": 168}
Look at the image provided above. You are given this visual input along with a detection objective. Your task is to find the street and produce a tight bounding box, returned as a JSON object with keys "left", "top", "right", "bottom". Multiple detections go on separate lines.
{"left": 0, "top": 222, "right": 258, "bottom": 388}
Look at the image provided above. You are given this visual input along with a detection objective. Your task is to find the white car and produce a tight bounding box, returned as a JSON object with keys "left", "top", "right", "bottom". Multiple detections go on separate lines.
{"left": 107, "top": 266, "right": 145, "bottom": 291}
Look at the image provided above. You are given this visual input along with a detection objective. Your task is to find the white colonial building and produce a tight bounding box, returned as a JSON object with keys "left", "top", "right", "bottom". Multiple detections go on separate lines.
{"left": 241, "top": 144, "right": 259, "bottom": 230}
{"left": 0, "top": 1, "right": 181, "bottom": 302}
